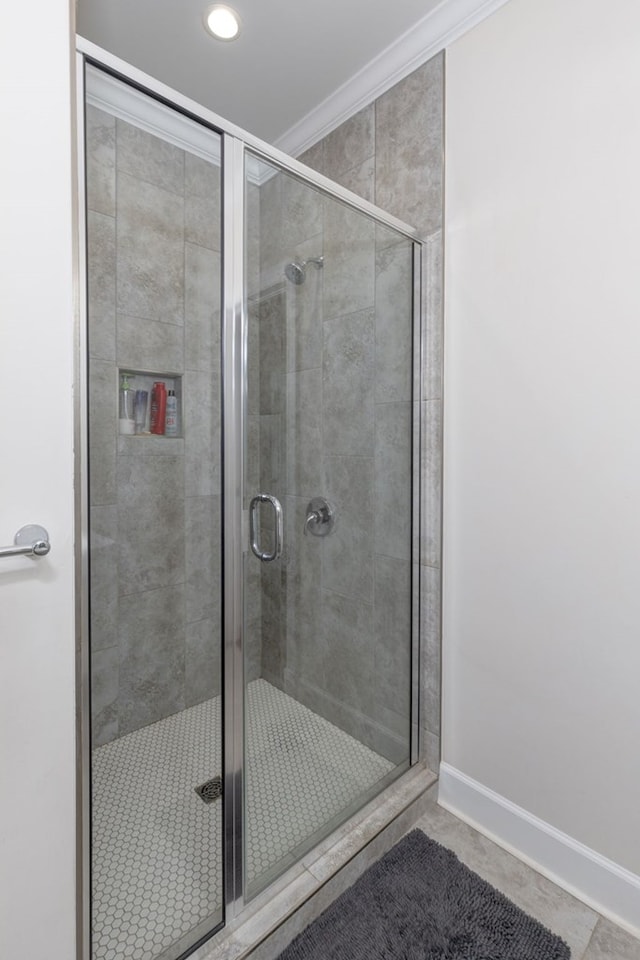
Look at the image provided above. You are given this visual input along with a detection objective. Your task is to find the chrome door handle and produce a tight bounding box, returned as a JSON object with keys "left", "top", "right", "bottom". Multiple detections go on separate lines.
{"left": 249, "top": 494, "right": 283, "bottom": 562}
{"left": 0, "top": 524, "right": 51, "bottom": 559}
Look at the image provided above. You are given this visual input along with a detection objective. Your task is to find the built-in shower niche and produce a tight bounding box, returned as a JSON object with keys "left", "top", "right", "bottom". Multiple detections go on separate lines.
{"left": 118, "top": 368, "right": 183, "bottom": 442}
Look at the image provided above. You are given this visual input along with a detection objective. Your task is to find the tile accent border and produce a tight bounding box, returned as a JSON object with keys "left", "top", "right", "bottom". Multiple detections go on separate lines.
{"left": 275, "top": 0, "right": 512, "bottom": 158}
{"left": 438, "top": 763, "right": 640, "bottom": 937}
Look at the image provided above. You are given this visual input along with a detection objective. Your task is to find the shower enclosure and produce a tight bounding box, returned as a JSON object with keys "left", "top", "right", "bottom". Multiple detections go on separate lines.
{"left": 80, "top": 44, "right": 421, "bottom": 960}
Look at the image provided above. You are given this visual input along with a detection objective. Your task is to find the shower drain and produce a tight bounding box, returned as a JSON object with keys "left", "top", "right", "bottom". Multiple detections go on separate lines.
{"left": 194, "top": 775, "right": 222, "bottom": 804}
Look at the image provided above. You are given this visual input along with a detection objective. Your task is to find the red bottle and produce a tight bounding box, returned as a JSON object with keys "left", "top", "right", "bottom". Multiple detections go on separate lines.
{"left": 150, "top": 381, "right": 167, "bottom": 435}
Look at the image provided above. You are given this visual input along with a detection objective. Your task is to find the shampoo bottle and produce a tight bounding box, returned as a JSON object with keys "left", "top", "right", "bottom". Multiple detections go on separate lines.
{"left": 165, "top": 389, "right": 178, "bottom": 437}
{"left": 150, "top": 381, "right": 167, "bottom": 435}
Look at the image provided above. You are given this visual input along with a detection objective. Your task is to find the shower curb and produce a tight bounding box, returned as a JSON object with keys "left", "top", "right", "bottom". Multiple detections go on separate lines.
{"left": 194, "top": 764, "right": 437, "bottom": 960}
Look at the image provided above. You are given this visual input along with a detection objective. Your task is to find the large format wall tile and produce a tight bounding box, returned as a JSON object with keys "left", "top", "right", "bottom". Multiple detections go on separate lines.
{"left": 86, "top": 105, "right": 115, "bottom": 217}
{"left": 91, "top": 646, "right": 119, "bottom": 747}
{"left": 117, "top": 436, "right": 184, "bottom": 459}
{"left": 375, "top": 54, "right": 444, "bottom": 236}
{"left": 260, "top": 561, "right": 284, "bottom": 682}
{"left": 185, "top": 617, "right": 221, "bottom": 708}
{"left": 297, "top": 139, "right": 326, "bottom": 177}
{"left": 118, "top": 585, "right": 186, "bottom": 734}
{"left": 259, "top": 290, "right": 285, "bottom": 415}
{"left": 89, "top": 359, "right": 117, "bottom": 506}
{"left": 283, "top": 175, "right": 323, "bottom": 250}
{"left": 116, "top": 312, "right": 184, "bottom": 373}
{"left": 323, "top": 309, "right": 375, "bottom": 458}
{"left": 88, "top": 121, "right": 226, "bottom": 744}
{"left": 331, "top": 157, "right": 375, "bottom": 204}
{"left": 258, "top": 171, "right": 284, "bottom": 290}
{"left": 323, "top": 105, "right": 374, "bottom": 182}
{"left": 259, "top": 414, "right": 282, "bottom": 492}
{"left": 117, "top": 171, "right": 185, "bottom": 325}
{"left": 87, "top": 211, "right": 116, "bottom": 361}
{"left": 374, "top": 555, "right": 411, "bottom": 723}
{"left": 87, "top": 54, "right": 444, "bottom": 769}
{"left": 323, "top": 455, "right": 374, "bottom": 603}
{"left": 323, "top": 199, "right": 375, "bottom": 320}
{"left": 375, "top": 401, "right": 412, "bottom": 561}
{"left": 185, "top": 243, "right": 221, "bottom": 373}
{"left": 247, "top": 301, "right": 261, "bottom": 417}
{"left": 185, "top": 153, "right": 221, "bottom": 252}
{"left": 285, "top": 237, "right": 324, "bottom": 373}
{"left": 290, "top": 59, "right": 446, "bottom": 763}
{"left": 184, "top": 367, "right": 221, "bottom": 497}
{"left": 320, "top": 590, "right": 375, "bottom": 718}
{"left": 375, "top": 240, "right": 413, "bottom": 404}
{"left": 116, "top": 119, "right": 184, "bottom": 196}
{"left": 285, "top": 368, "right": 323, "bottom": 499}
{"left": 246, "top": 415, "right": 261, "bottom": 498}
{"left": 281, "top": 495, "right": 323, "bottom": 683}
{"left": 89, "top": 504, "right": 118, "bottom": 652}
{"left": 117, "top": 455, "right": 185, "bottom": 595}
{"left": 246, "top": 183, "right": 262, "bottom": 300}
{"left": 244, "top": 553, "right": 263, "bottom": 683}
{"left": 185, "top": 495, "right": 221, "bottom": 625}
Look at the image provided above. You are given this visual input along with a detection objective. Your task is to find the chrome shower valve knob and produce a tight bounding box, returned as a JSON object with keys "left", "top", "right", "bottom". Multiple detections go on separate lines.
{"left": 304, "top": 497, "right": 335, "bottom": 537}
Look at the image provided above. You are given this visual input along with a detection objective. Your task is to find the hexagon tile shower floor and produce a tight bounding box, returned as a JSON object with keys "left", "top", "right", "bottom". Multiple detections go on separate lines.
{"left": 92, "top": 679, "right": 393, "bottom": 960}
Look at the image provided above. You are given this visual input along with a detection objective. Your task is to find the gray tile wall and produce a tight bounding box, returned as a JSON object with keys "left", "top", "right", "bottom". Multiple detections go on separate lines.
{"left": 252, "top": 56, "right": 443, "bottom": 764}
{"left": 294, "top": 53, "right": 445, "bottom": 771}
{"left": 88, "top": 48, "right": 443, "bottom": 765}
{"left": 87, "top": 108, "right": 223, "bottom": 746}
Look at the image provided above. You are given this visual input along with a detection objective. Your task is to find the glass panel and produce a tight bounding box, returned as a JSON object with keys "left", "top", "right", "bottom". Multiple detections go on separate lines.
{"left": 243, "top": 152, "right": 415, "bottom": 898}
{"left": 85, "top": 69, "right": 224, "bottom": 960}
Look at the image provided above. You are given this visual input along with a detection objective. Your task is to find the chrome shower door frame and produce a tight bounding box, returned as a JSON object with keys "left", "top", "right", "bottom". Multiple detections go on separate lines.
{"left": 76, "top": 35, "right": 424, "bottom": 958}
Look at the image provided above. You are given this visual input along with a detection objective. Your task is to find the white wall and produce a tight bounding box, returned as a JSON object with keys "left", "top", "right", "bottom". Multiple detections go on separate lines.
{"left": 0, "top": 1, "right": 77, "bottom": 956}
{"left": 443, "top": 0, "right": 640, "bottom": 878}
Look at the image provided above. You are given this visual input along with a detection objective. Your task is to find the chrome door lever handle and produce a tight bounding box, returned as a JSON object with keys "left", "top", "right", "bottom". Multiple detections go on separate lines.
{"left": 0, "top": 524, "right": 51, "bottom": 559}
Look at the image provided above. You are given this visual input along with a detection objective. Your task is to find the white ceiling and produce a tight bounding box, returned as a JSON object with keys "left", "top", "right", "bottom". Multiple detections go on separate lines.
{"left": 77, "top": 0, "right": 507, "bottom": 155}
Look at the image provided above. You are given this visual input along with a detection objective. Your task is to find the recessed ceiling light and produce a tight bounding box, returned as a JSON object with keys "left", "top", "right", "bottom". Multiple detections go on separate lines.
{"left": 204, "top": 4, "right": 241, "bottom": 41}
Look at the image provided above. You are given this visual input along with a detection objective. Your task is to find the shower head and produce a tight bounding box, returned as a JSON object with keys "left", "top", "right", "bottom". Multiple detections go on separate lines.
{"left": 284, "top": 260, "right": 305, "bottom": 285}
{"left": 284, "top": 256, "right": 324, "bottom": 285}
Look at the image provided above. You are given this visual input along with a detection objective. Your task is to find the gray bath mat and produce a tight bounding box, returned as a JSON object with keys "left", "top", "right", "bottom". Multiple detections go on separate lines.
{"left": 277, "top": 829, "right": 570, "bottom": 959}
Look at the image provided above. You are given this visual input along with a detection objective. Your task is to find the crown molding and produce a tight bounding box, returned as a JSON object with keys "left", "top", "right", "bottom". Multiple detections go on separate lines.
{"left": 274, "top": 0, "right": 512, "bottom": 158}
{"left": 85, "top": 63, "right": 222, "bottom": 166}
{"left": 84, "top": 62, "right": 271, "bottom": 183}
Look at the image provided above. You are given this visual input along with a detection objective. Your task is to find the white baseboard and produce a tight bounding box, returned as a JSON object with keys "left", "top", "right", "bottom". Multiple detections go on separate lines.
{"left": 438, "top": 763, "right": 640, "bottom": 937}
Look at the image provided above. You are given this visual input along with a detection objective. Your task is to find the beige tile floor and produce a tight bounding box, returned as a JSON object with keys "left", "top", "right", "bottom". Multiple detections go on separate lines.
{"left": 415, "top": 784, "right": 640, "bottom": 960}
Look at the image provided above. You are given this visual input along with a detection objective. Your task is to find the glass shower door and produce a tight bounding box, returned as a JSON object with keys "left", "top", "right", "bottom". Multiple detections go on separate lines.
{"left": 242, "top": 151, "right": 416, "bottom": 897}
{"left": 85, "top": 66, "right": 224, "bottom": 960}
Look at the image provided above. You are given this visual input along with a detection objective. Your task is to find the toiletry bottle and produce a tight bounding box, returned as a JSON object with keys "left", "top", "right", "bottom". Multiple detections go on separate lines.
{"left": 119, "top": 373, "right": 135, "bottom": 435}
{"left": 150, "top": 381, "right": 167, "bottom": 435}
{"left": 165, "top": 389, "right": 178, "bottom": 437}
{"left": 134, "top": 389, "right": 149, "bottom": 434}
{"left": 149, "top": 382, "right": 159, "bottom": 433}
